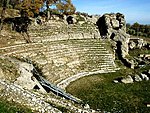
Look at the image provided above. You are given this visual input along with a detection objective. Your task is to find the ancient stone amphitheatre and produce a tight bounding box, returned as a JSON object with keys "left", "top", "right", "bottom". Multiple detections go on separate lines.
{"left": 0, "top": 12, "right": 150, "bottom": 113}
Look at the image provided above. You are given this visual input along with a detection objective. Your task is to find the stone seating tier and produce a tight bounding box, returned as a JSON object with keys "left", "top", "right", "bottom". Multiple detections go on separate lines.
{"left": 1, "top": 39, "right": 116, "bottom": 84}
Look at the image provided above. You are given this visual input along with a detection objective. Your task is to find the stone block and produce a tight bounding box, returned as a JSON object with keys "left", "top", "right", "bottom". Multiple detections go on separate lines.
{"left": 121, "top": 75, "right": 134, "bottom": 84}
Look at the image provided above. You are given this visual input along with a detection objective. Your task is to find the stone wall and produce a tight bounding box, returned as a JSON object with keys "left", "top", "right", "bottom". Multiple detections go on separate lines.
{"left": 96, "top": 13, "right": 137, "bottom": 69}
{"left": 97, "top": 13, "right": 130, "bottom": 58}
{"left": 28, "top": 20, "right": 100, "bottom": 43}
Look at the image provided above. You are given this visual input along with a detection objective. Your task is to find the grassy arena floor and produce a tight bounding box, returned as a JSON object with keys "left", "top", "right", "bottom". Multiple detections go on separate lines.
{"left": 66, "top": 68, "right": 150, "bottom": 113}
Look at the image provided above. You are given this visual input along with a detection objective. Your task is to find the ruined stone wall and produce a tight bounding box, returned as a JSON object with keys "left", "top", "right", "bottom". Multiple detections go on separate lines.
{"left": 29, "top": 20, "right": 100, "bottom": 43}
{"left": 97, "top": 13, "right": 130, "bottom": 58}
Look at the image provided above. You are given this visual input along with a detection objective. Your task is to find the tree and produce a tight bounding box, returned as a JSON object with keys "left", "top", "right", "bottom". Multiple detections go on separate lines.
{"left": 9, "top": 0, "right": 20, "bottom": 9}
{"left": 131, "top": 22, "right": 140, "bottom": 30}
{"left": 126, "top": 23, "right": 131, "bottom": 28}
{"left": 56, "top": 0, "right": 76, "bottom": 15}
{"left": 42, "top": 0, "right": 58, "bottom": 20}
{"left": 0, "top": 0, "right": 10, "bottom": 32}
{"left": 127, "top": 22, "right": 150, "bottom": 38}
{"left": 17, "top": 0, "right": 43, "bottom": 17}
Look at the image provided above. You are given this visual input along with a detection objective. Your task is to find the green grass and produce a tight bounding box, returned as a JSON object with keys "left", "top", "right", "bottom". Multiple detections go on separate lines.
{"left": 129, "top": 48, "right": 150, "bottom": 57}
{"left": 66, "top": 68, "right": 150, "bottom": 113}
{"left": 0, "top": 98, "right": 32, "bottom": 113}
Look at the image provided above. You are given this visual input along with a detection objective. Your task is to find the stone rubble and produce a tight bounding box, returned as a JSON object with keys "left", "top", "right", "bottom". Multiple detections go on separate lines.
{"left": 134, "top": 74, "right": 142, "bottom": 82}
{"left": 121, "top": 75, "right": 134, "bottom": 84}
{"left": 0, "top": 79, "right": 61, "bottom": 113}
{"left": 140, "top": 73, "right": 149, "bottom": 81}
{"left": 0, "top": 79, "right": 99, "bottom": 113}
{"left": 113, "top": 70, "right": 150, "bottom": 84}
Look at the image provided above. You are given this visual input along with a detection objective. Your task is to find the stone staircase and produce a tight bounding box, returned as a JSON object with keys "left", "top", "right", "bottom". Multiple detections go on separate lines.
{"left": 28, "top": 20, "right": 100, "bottom": 43}
{"left": 0, "top": 39, "right": 117, "bottom": 85}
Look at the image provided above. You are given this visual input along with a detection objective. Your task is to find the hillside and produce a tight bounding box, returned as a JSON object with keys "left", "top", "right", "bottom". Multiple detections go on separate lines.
{"left": 0, "top": 10, "right": 150, "bottom": 113}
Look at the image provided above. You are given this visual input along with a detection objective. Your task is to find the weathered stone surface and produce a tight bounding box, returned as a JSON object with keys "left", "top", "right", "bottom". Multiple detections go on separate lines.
{"left": 137, "top": 39, "right": 144, "bottom": 49}
{"left": 128, "top": 59, "right": 135, "bottom": 69}
{"left": 0, "top": 70, "right": 5, "bottom": 91}
{"left": 66, "top": 15, "right": 77, "bottom": 24}
{"left": 15, "top": 62, "right": 35, "bottom": 90}
{"left": 121, "top": 75, "right": 134, "bottom": 84}
{"left": 113, "top": 79, "right": 119, "bottom": 83}
{"left": 0, "top": 78, "right": 98, "bottom": 113}
{"left": 0, "top": 80, "right": 62, "bottom": 113}
{"left": 148, "top": 70, "right": 150, "bottom": 75}
{"left": 14, "top": 62, "right": 46, "bottom": 93}
{"left": 36, "top": 59, "right": 48, "bottom": 65}
{"left": 84, "top": 104, "right": 90, "bottom": 109}
{"left": 140, "top": 73, "right": 149, "bottom": 81}
{"left": 134, "top": 74, "right": 142, "bottom": 82}
{"left": 129, "top": 41, "right": 136, "bottom": 49}
{"left": 96, "top": 13, "right": 130, "bottom": 58}
{"left": 97, "top": 13, "right": 126, "bottom": 37}
{"left": 111, "top": 19, "right": 119, "bottom": 29}
{"left": 0, "top": 68, "right": 4, "bottom": 79}
{"left": 87, "top": 15, "right": 100, "bottom": 24}
{"left": 144, "top": 54, "right": 150, "bottom": 60}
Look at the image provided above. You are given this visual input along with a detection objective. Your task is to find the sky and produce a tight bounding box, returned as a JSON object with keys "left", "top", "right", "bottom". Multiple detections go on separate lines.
{"left": 72, "top": 0, "right": 150, "bottom": 25}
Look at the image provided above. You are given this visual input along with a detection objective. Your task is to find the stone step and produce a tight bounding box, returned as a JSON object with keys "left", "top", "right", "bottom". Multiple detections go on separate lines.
{"left": 2, "top": 48, "right": 112, "bottom": 58}
{"left": 1, "top": 38, "right": 116, "bottom": 85}
{"left": 1, "top": 45, "right": 107, "bottom": 54}
{"left": 1, "top": 39, "right": 111, "bottom": 55}
{"left": 0, "top": 44, "right": 44, "bottom": 54}
{"left": 5, "top": 44, "right": 107, "bottom": 52}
